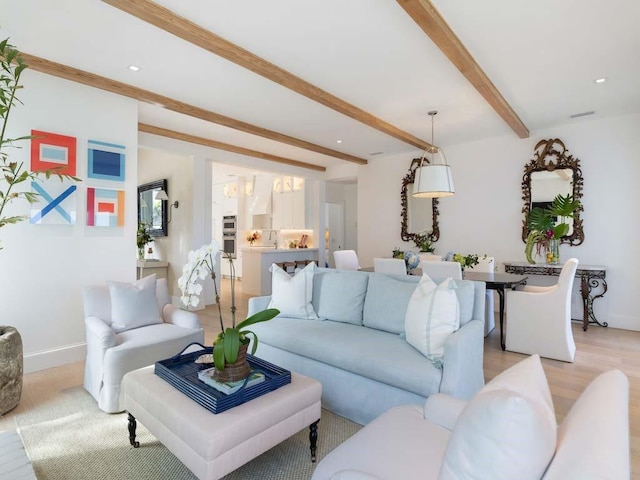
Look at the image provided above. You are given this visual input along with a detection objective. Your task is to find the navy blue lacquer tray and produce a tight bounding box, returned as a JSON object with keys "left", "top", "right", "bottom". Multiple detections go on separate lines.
{"left": 154, "top": 343, "right": 291, "bottom": 414}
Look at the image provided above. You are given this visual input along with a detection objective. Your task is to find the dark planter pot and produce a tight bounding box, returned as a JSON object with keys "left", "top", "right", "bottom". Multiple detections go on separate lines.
{"left": 212, "top": 343, "right": 251, "bottom": 383}
{"left": 0, "top": 326, "right": 23, "bottom": 415}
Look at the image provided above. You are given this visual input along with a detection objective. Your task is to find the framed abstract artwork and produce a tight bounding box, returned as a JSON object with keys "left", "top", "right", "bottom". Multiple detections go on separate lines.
{"left": 29, "top": 180, "right": 78, "bottom": 225}
{"left": 86, "top": 187, "right": 125, "bottom": 227}
{"left": 30, "top": 130, "right": 77, "bottom": 176}
{"left": 87, "top": 139, "right": 126, "bottom": 182}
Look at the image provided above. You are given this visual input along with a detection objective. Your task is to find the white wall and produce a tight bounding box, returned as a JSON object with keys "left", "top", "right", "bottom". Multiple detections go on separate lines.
{"left": 0, "top": 71, "right": 139, "bottom": 373}
{"left": 138, "top": 147, "right": 194, "bottom": 299}
{"left": 358, "top": 113, "right": 640, "bottom": 330}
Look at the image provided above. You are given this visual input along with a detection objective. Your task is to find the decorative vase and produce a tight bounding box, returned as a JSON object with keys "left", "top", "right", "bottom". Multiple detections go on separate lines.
{"left": 212, "top": 343, "right": 251, "bottom": 383}
{"left": 0, "top": 326, "right": 23, "bottom": 415}
{"left": 546, "top": 238, "right": 560, "bottom": 264}
{"left": 138, "top": 246, "right": 145, "bottom": 260}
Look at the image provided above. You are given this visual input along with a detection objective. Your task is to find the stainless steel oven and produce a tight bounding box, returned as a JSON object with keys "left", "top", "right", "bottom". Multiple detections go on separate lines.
{"left": 222, "top": 215, "right": 237, "bottom": 233}
{"left": 222, "top": 215, "right": 237, "bottom": 258}
{"left": 223, "top": 233, "right": 237, "bottom": 259}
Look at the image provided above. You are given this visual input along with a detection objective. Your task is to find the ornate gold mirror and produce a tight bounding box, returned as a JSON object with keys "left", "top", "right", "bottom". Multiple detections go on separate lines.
{"left": 521, "top": 139, "right": 584, "bottom": 245}
{"left": 401, "top": 158, "right": 440, "bottom": 244}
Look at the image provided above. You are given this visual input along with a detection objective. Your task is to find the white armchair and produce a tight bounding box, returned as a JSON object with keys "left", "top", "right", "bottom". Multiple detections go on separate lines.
{"left": 83, "top": 276, "right": 204, "bottom": 413}
{"left": 312, "top": 355, "right": 629, "bottom": 480}
{"left": 506, "top": 258, "right": 579, "bottom": 362}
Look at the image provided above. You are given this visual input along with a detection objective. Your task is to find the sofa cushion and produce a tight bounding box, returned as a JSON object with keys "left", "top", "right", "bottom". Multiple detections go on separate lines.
{"left": 107, "top": 274, "right": 162, "bottom": 333}
{"left": 439, "top": 355, "right": 557, "bottom": 480}
{"left": 251, "top": 317, "right": 442, "bottom": 398}
{"left": 268, "top": 262, "right": 318, "bottom": 319}
{"left": 312, "top": 270, "right": 369, "bottom": 325}
{"left": 363, "top": 274, "right": 418, "bottom": 334}
{"left": 405, "top": 275, "right": 460, "bottom": 363}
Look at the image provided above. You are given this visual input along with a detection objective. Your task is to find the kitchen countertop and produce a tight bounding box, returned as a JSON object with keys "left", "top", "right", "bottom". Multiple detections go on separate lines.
{"left": 241, "top": 247, "right": 319, "bottom": 253}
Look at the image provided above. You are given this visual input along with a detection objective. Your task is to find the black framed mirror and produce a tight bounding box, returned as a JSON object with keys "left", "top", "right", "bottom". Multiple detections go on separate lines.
{"left": 521, "top": 139, "right": 584, "bottom": 245}
{"left": 401, "top": 158, "right": 440, "bottom": 245}
{"left": 138, "top": 179, "right": 168, "bottom": 237}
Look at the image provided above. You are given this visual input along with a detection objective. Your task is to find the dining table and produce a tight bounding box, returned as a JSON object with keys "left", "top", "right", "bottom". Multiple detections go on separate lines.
{"left": 359, "top": 266, "right": 528, "bottom": 350}
{"left": 461, "top": 271, "right": 529, "bottom": 350}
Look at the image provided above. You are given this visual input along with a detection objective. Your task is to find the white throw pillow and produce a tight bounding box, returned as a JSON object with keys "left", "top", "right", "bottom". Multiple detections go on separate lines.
{"left": 439, "top": 354, "right": 557, "bottom": 480}
{"left": 108, "top": 274, "right": 163, "bottom": 333}
{"left": 404, "top": 274, "right": 459, "bottom": 363}
{"left": 268, "top": 262, "right": 319, "bottom": 319}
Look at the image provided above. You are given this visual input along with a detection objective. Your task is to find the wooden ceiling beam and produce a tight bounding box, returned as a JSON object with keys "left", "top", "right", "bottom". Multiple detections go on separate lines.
{"left": 139, "top": 123, "right": 326, "bottom": 172}
{"left": 396, "top": 0, "right": 529, "bottom": 139}
{"left": 20, "top": 53, "right": 366, "bottom": 165}
{"left": 102, "top": 0, "right": 434, "bottom": 151}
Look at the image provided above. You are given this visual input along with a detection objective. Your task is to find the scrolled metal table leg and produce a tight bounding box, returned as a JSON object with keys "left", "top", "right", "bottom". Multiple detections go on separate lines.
{"left": 309, "top": 420, "right": 319, "bottom": 462}
{"left": 128, "top": 412, "right": 140, "bottom": 448}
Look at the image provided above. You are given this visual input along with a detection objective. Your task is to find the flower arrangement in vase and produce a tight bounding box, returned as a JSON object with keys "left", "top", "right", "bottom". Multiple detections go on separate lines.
{"left": 178, "top": 241, "right": 279, "bottom": 382}
{"left": 136, "top": 222, "right": 153, "bottom": 259}
{"left": 443, "top": 251, "right": 481, "bottom": 271}
{"left": 246, "top": 231, "right": 260, "bottom": 246}
{"left": 525, "top": 194, "right": 580, "bottom": 264}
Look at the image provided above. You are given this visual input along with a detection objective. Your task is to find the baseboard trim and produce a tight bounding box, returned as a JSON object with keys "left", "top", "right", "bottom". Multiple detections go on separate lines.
{"left": 606, "top": 315, "right": 639, "bottom": 332}
{"left": 24, "top": 342, "right": 86, "bottom": 374}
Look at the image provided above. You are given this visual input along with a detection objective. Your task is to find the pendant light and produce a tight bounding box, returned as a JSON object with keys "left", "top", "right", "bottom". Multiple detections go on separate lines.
{"left": 412, "top": 111, "right": 455, "bottom": 198}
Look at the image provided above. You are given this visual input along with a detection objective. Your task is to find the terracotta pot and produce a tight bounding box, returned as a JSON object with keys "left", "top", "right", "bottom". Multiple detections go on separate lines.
{"left": 0, "top": 326, "right": 23, "bottom": 415}
{"left": 212, "top": 342, "right": 251, "bottom": 383}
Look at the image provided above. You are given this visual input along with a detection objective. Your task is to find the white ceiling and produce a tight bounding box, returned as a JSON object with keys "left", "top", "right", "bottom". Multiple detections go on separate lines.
{"left": 3, "top": 0, "right": 639, "bottom": 173}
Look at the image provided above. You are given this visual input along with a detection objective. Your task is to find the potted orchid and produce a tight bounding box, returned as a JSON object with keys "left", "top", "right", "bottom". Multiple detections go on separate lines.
{"left": 178, "top": 241, "right": 279, "bottom": 381}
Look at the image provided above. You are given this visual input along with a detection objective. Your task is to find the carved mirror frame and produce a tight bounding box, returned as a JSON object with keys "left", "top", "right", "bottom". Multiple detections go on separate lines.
{"left": 521, "top": 138, "right": 584, "bottom": 246}
{"left": 401, "top": 157, "right": 440, "bottom": 244}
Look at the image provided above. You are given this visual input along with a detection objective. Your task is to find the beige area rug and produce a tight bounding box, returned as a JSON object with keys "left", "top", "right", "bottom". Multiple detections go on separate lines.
{"left": 15, "top": 386, "right": 361, "bottom": 480}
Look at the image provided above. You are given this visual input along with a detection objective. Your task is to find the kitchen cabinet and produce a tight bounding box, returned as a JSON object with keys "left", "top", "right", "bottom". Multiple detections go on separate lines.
{"left": 222, "top": 180, "right": 238, "bottom": 215}
{"left": 272, "top": 176, "right": 305, "bottom": 229}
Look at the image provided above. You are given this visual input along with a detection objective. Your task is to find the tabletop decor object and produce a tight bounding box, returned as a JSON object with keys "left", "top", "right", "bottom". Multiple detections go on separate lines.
{"left": 444, "top": 251, "right": 481, "bottom": 271}
{"left": 404, "top": 250, "right": 421, "bottom": 271}
{"left": 246, "top": 230, "right": 260, "bottom": 246}
{"left": 136, "top": 222, "right": 153, "bottom": 259}
{"left": 524, "top": 194, "right": 580, "bottom": 264}
{"left": 178, "top": 241, "right": 279, "bottom": 382}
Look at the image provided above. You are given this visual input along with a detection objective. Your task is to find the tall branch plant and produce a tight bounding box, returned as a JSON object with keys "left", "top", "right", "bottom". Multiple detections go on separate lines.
{"left": 0, "top": 39, "right": 78, "bottom": 250}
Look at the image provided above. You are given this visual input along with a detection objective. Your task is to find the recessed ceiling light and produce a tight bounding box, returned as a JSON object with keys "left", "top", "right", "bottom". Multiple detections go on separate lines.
{"left": 128, "top": 65, "right": 140, "bottom": 72}
{"left": 594, "top": 77, "right": 606, "bottom": 84}
{"left": 336, "top": 140, "right": 342, "bottom": 144}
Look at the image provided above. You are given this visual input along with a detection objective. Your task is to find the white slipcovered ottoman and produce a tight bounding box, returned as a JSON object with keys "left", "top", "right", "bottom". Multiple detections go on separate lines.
{"left": 122, "top": 366, "right": 322, "bottom": 480}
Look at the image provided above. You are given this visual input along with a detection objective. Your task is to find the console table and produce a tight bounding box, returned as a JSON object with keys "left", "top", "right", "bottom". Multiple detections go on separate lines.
{"left": 503, "top": 261, "right": 607, "bottom": 331}
{"left": 136, "top": 260, "right": 169, "bottom": 280}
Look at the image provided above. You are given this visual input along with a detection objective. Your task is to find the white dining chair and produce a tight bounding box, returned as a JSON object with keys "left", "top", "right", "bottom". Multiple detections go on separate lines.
{"left": 420, "top": 260, "right": 462, "bottom": 280}
{"left": 506, "top": 258, "right": 579, "bottom": 362}
{"left": 418, "top": 253, "right": 443, "bottom": 262}
{"left": 333, "top": 250, "right": 360, "bottom": 271}
{"left": 373, "top": 258, "right": 407, "bottom": 275}
{"left": 466, "top": 256, "right": 496, "bottom": 336}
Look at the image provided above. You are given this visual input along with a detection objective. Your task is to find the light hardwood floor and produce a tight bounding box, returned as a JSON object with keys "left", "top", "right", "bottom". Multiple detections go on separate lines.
{"left": 2, "top": 277, "right": 638, "bottom": 477}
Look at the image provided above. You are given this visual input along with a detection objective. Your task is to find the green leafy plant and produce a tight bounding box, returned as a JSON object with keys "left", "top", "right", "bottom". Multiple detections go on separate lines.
{"left": 0, "top": 39, "right": 79, "bottom": 249}
{"left": 136, "top": 222, "right": 153, "bottom": 249}
{"left": 413, "top": 231, "right": 435, "bottom": 253}
{"left": 177, "top": 242, "right": 279, "bottom": 371}
{"left": 452, "top": 253, "right": 480, "bottom": 270}
{"left": 525, "top": 194, "right": 580, "bottom": 264}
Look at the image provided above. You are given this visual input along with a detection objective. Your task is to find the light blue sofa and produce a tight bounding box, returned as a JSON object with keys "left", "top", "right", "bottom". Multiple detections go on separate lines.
{"left": 248, "top": 268, "right": 486, "bottom": 425}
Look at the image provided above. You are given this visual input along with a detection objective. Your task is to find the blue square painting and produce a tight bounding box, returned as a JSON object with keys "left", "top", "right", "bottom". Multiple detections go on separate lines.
{"left": 87, "top": 140, "right": 126, "bottom": 181}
